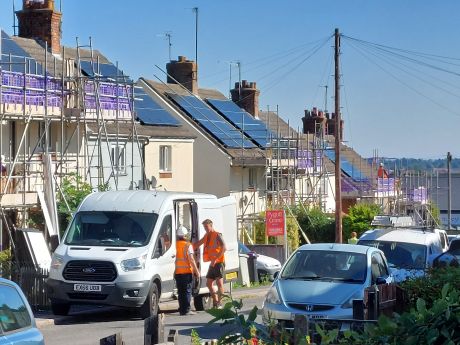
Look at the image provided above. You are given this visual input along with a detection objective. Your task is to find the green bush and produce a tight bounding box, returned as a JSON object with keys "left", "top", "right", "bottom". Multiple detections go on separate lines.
{"left": 295, "top": 207, "right": 335, "bottom": 244}
{"left": 57, "top": 173, "right": 92, "bottom": 234}
{"left": 0, "top": 248, "right": 12, "bottom": 277}
{"left": 342, "top": 203, "right": 381, "bottom": 241}
{"left": 401, "top": 267, "right": 460, "bottom": 309}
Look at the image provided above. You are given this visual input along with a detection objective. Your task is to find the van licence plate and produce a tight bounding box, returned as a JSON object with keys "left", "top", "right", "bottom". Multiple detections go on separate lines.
{"left": 74, "top": 284, "right": 101, "bottom": 292}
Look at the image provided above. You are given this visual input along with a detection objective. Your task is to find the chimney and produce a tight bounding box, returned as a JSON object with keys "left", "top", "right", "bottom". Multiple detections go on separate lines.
{"left": 230, "top": 80, "right": 260, "bottom": 118}
{"left": 302, "top": 107, "right": 326, "bottom": 135}
{"left": 16, "top": 0, "right": 62, "bottom": 55}
{"left": 326, "top": 113, "right": 344, "bottom": 139}
{"left": 166, "top": 56, "right": 198, "bottom": 94}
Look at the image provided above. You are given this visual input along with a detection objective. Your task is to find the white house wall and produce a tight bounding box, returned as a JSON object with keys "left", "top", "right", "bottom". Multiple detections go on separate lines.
{"left": 144, "top": 139, "right": 194, "bottom": 192}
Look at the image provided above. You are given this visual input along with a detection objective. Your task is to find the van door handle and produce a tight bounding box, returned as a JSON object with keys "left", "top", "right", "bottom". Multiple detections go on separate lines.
{"left": 171, "top": 255, "right": 176, "bottom": 258}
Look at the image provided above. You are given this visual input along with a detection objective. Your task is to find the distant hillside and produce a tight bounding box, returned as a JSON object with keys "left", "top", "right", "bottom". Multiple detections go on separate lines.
{"left": 369, "top": 158, "right": 460, "bottom": 172}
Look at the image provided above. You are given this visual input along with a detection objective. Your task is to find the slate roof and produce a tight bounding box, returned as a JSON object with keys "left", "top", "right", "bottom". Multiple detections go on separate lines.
{"left": 86, "top": 123, "right": 195, "bottom": 140}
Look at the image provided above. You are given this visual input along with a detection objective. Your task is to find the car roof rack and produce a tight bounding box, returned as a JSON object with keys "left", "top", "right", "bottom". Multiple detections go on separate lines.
{"left": 371, "top": 215, "right": 415, "bottom": 227}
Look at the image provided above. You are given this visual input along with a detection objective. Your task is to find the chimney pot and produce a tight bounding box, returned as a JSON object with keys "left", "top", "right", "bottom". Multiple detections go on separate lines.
{"left": 166, "top": 55, "right": 198, "bottom": 94}
{"left": 230, "top": 80, "right": 260, "bottom": 118}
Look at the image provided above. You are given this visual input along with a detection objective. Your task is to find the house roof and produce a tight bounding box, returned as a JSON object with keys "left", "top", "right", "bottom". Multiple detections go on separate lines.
{"left": 141, "top": 78, "right": 267, "bottom": 165}
{"left": 12, "top": 35, "right": 114, "bottom": 77}
{"left": 259, "top": 111, "right": 298, "bottom": 138}
{"left": 86, "top": 122, "right": 195, "bottom": 140}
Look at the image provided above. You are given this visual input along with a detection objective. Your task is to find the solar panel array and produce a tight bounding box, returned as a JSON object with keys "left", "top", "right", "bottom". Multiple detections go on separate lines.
{"left": 206, "top": 98, "right": 275, "bottom": 148}
{"left": 134, "top": 87, "right": 180, "bottom": 126}
{"left": 1, "top": 30, "right": 43, "bottom": 74}
{"left": 168, "top": 94, "right": 256, "bottom": 148}
{"left": 324, "top": 150, "right": 367, "bottom": 181}
{"left": 79, "top": 60, "right": 131, "bottom": 82}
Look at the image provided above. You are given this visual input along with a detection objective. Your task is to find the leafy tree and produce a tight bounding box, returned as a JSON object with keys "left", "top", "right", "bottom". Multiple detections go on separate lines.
{"left": 342, "top": 203, "right": 381, "bottom": 242}
{"left": 295, "top": 207, "right": 335, "bottom": 244}
{"left": 57, "top": 173, "right": 92, "bottom": 234}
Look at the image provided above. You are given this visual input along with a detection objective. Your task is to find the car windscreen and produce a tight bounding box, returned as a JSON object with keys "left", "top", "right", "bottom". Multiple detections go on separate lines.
{"left": 65, "top": 211, "right": 158, "bottom": 247}
{"left": 0, "top": 284, "right": 32, "bottom": 333}
{"left": 359, "top": 240, "right": 426, "bottom": 270}
{"left": 280, "top": 250, "right": 368, "bottom": 283}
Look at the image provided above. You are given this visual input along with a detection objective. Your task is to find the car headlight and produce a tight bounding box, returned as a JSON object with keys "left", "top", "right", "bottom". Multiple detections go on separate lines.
{"left": 341, "top": 291, "right": 364, "bottom": 309}
{"left": 265, "top": 286, "right": 282, "bottom": 305}
{"left": 50, "top": 254, "right": 64, "bottom": 270}
{"left": 120, "top": 254, "right": 147, "bottom": 272}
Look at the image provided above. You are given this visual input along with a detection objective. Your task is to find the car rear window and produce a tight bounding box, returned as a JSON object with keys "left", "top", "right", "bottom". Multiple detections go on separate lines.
{"left": 0, "top": 284, "right": 32, "bottom": 333}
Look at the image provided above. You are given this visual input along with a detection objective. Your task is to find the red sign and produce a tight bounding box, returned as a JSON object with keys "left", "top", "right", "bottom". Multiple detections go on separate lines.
{"left": 266, "top": 210, "right": 285, "bottom": 237}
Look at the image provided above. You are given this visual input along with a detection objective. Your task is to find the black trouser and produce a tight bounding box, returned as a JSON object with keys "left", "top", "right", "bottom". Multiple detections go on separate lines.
{"left": 175, "top": 273, "right": 193, "bottom": 314}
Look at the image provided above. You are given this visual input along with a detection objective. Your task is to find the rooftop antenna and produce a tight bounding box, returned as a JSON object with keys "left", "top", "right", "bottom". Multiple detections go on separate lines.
{"left": 192, "top": 7, "right": 198, "bottom": 64}
{"left": 156, "top": 31, "right": 173, "bottom": 61}
{"left": 322, "top": 85, "right": 329, "bottom": 112}
{"left": 12, "top": 0, "right": 18, "bottom": 36}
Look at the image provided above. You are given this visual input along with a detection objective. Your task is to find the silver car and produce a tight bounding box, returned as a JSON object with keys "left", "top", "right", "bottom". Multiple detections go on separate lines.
{"left": 262, "top": 243, "right": 393, "bottom": 326}
{"left": 0, "top": 278, "right": 44, "bottom": 345}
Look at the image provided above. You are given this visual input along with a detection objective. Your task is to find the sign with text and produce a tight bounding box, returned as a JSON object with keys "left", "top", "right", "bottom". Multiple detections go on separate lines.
{"left": 266, "top": 210, "right": 286, "bottom": 237}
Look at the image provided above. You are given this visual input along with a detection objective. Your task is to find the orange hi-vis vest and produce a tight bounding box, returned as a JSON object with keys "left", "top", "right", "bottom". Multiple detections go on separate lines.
{"left": 175, "top": 240, "right": 192, "bottom": 274}
{"left": 203, "top": 231, "right": 225, "bottom": 264}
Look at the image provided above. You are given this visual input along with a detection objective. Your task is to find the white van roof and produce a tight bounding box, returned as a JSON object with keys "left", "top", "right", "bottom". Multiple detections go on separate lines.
{"left": 360, "top": 228, "right": 439, "bottom": 246}
{"left": 77, "top": 190, "right": 217, "bottom": 214}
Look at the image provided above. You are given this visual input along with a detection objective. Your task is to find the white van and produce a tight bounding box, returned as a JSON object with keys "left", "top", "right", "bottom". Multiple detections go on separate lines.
{"left": 46, "top": 190, "right": 239, "bottom": 318}
{"left": 358, "top": 227, "right": 446, "bottom": 282}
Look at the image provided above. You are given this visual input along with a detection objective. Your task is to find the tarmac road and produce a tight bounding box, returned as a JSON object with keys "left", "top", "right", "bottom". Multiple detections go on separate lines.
{"left": 37, "top": 286, "right": 269, "bottom": 345}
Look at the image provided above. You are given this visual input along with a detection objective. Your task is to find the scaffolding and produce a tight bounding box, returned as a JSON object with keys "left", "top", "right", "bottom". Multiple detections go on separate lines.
{"left": 0, "top": 33, "right": 143, "bottom": 252}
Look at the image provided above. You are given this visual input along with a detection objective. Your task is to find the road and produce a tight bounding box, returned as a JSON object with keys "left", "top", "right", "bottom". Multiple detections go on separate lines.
{"left": 38, "top": 287, "right": 268, "bottom": 345}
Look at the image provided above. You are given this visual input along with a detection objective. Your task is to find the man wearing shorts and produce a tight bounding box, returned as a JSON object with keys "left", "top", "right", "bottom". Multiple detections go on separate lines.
{"left": 193, "top": 219, "right": 226, "bottom": 308}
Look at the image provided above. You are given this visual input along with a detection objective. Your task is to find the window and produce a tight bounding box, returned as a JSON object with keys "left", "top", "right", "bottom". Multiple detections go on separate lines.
{"left": 249, "top": 168, "right": 256, "bottom": 188}
{"left": 371, "top": 253, "right": 388, "bottom": 282}
{"left": 0, "top": 284, "right": 32, "bottom": 333}
{"left": 111, "top": 144, "right": 126, "bottom": 175}
{"left": 38, "top": 122, "right": 52, "bottom": 151}
{"left": 153, "top": 215, "right": 172, "bottom": 258}
{"left": 159, "top": 145, "right": 172, "bottom": 172}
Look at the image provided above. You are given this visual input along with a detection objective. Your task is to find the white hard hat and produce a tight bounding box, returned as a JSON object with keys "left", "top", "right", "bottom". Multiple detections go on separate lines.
{"left": 177, "top": 226, "right": 188, "bottom": 237}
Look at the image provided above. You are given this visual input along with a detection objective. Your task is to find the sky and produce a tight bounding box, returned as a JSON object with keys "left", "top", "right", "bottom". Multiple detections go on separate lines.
{"left": 1, "top": 0, "right": 459, "bottom": 159}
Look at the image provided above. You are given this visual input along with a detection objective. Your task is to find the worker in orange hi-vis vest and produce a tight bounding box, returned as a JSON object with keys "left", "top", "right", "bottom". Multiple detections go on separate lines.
{"left": 193, "top": 219, "right": 226, "bottom": 309}
{"left": 175, "top": 226, "right": 199, "bottom": 315}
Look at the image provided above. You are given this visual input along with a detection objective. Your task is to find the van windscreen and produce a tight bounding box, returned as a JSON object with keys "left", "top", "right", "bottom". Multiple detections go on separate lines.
{"left": 358, "top": 240, "right": 426, "bottom": 270}
{"left": 64, "top": 211, "right": 158, "bottom": 247}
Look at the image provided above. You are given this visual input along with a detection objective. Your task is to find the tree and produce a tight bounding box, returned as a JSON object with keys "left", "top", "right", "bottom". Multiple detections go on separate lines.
{"left": 342, "top": 203, "right": 381, "bottom": 241}
{"left": 57, "top": 173, "right": 92, "bottom": 234}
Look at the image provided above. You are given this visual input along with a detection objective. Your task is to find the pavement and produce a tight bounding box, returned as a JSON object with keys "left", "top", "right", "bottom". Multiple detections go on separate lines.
{"left": 34, "top": 285, "right": 269, "bottom": 330}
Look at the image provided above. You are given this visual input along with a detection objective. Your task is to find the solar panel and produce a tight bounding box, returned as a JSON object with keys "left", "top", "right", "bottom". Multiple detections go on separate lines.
{"left": 324, "top": 150, "right": 367, "bottom": 181}
{"left": 1, "top": 30, "right": 43, "bottom": 74}
{"left": 134, "top": 87, "right": 180, "bottom": 126}
{"left": 168, "top": 94, "right": 256, "bottom": 148}
{"left": 79, "top": 60, "right": 131, "bottom": 82}
{"left": 206, "top": 98, "right": 275, "bottom": 148}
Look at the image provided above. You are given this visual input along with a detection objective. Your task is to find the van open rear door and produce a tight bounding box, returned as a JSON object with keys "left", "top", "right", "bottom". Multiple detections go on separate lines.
{"left": 195, "top": 196, "right": 239, "bottom": 282}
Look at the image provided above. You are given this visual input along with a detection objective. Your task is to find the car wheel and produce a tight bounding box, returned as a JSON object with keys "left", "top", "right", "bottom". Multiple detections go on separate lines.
{"left": 258, "top": 270, "right": 270, "bottom": 282}
{"left": 51, "top": 302, "right": 70, "bottom": 316}
{"left": 140, "top": 282, "right": 159, "bottom": 319}
{"left": 194, "top": 294, "right": 210, "bottom": 311}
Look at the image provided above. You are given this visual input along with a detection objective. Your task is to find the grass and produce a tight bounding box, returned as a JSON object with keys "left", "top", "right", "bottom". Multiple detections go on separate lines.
{"left": 231, "top": 276, "right": 272, "bottom": 290}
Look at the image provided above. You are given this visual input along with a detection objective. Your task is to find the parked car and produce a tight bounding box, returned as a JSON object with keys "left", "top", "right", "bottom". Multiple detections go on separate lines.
{"left": 238, "top": 242, "right": 282, "bottom": 281}
{"left": 0, "top": 278, "right": 44, "bottom": 345}
{"left": 432, "top": 238, "right": 460, "bottom": 268}
{"left": 358, "top": 227, "right": 445, "bottom": 282}
{"left": 447, "top": 234, "right": 460, "bottom": 245}
{"left": 262, "top": 243, "right": 393, "bottom": 325}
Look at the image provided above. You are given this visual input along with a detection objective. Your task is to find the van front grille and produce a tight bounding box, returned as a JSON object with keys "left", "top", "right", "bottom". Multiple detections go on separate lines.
{"left": 63, "top": 260, "right": 117, "bottom": 282}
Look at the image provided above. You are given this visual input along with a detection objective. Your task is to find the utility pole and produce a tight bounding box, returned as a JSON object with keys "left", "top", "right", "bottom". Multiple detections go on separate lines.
{"left": 447, "top": 152, "right": 452, "bottom": 230}
{"left": 334, "top": 28, "right": 343, "bottom": 243}
{"left": 193, "top": 7, "right": 199, "bottom": 64}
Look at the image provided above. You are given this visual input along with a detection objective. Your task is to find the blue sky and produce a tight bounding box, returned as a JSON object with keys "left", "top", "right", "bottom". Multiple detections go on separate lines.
{"left": 1, "top": 0, "right": 459, "bottom": 159}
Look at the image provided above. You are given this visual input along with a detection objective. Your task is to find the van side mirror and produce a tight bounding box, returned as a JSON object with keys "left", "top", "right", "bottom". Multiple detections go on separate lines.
{"left": 153, "top": 245, "right": 162, "bottom": 259}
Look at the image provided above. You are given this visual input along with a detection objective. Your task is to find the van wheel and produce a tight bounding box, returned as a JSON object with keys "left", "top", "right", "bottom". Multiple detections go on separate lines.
{"left": 140, "top": 283, "right": 159, "bottom": 319}
{"left": 194, "top": 294, "right": 209, "bottom": 311}
{"left": 51, "top": 302, "right": 70, "bottom": 316}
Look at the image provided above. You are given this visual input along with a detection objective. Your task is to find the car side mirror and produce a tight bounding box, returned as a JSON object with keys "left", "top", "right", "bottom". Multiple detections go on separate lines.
{"left": 375, "top": 277, "right": 387, "bottom": 285}
{"left": 273, "top": 271, "right": 279, "bottom": 280}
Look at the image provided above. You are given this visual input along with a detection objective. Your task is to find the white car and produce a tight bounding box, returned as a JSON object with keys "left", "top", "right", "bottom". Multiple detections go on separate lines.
{"left": 238, "top": 242, "right": 282, "bottom": 281}
{"left": 262, "top": 243, "right": 393, "bottom": 326}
